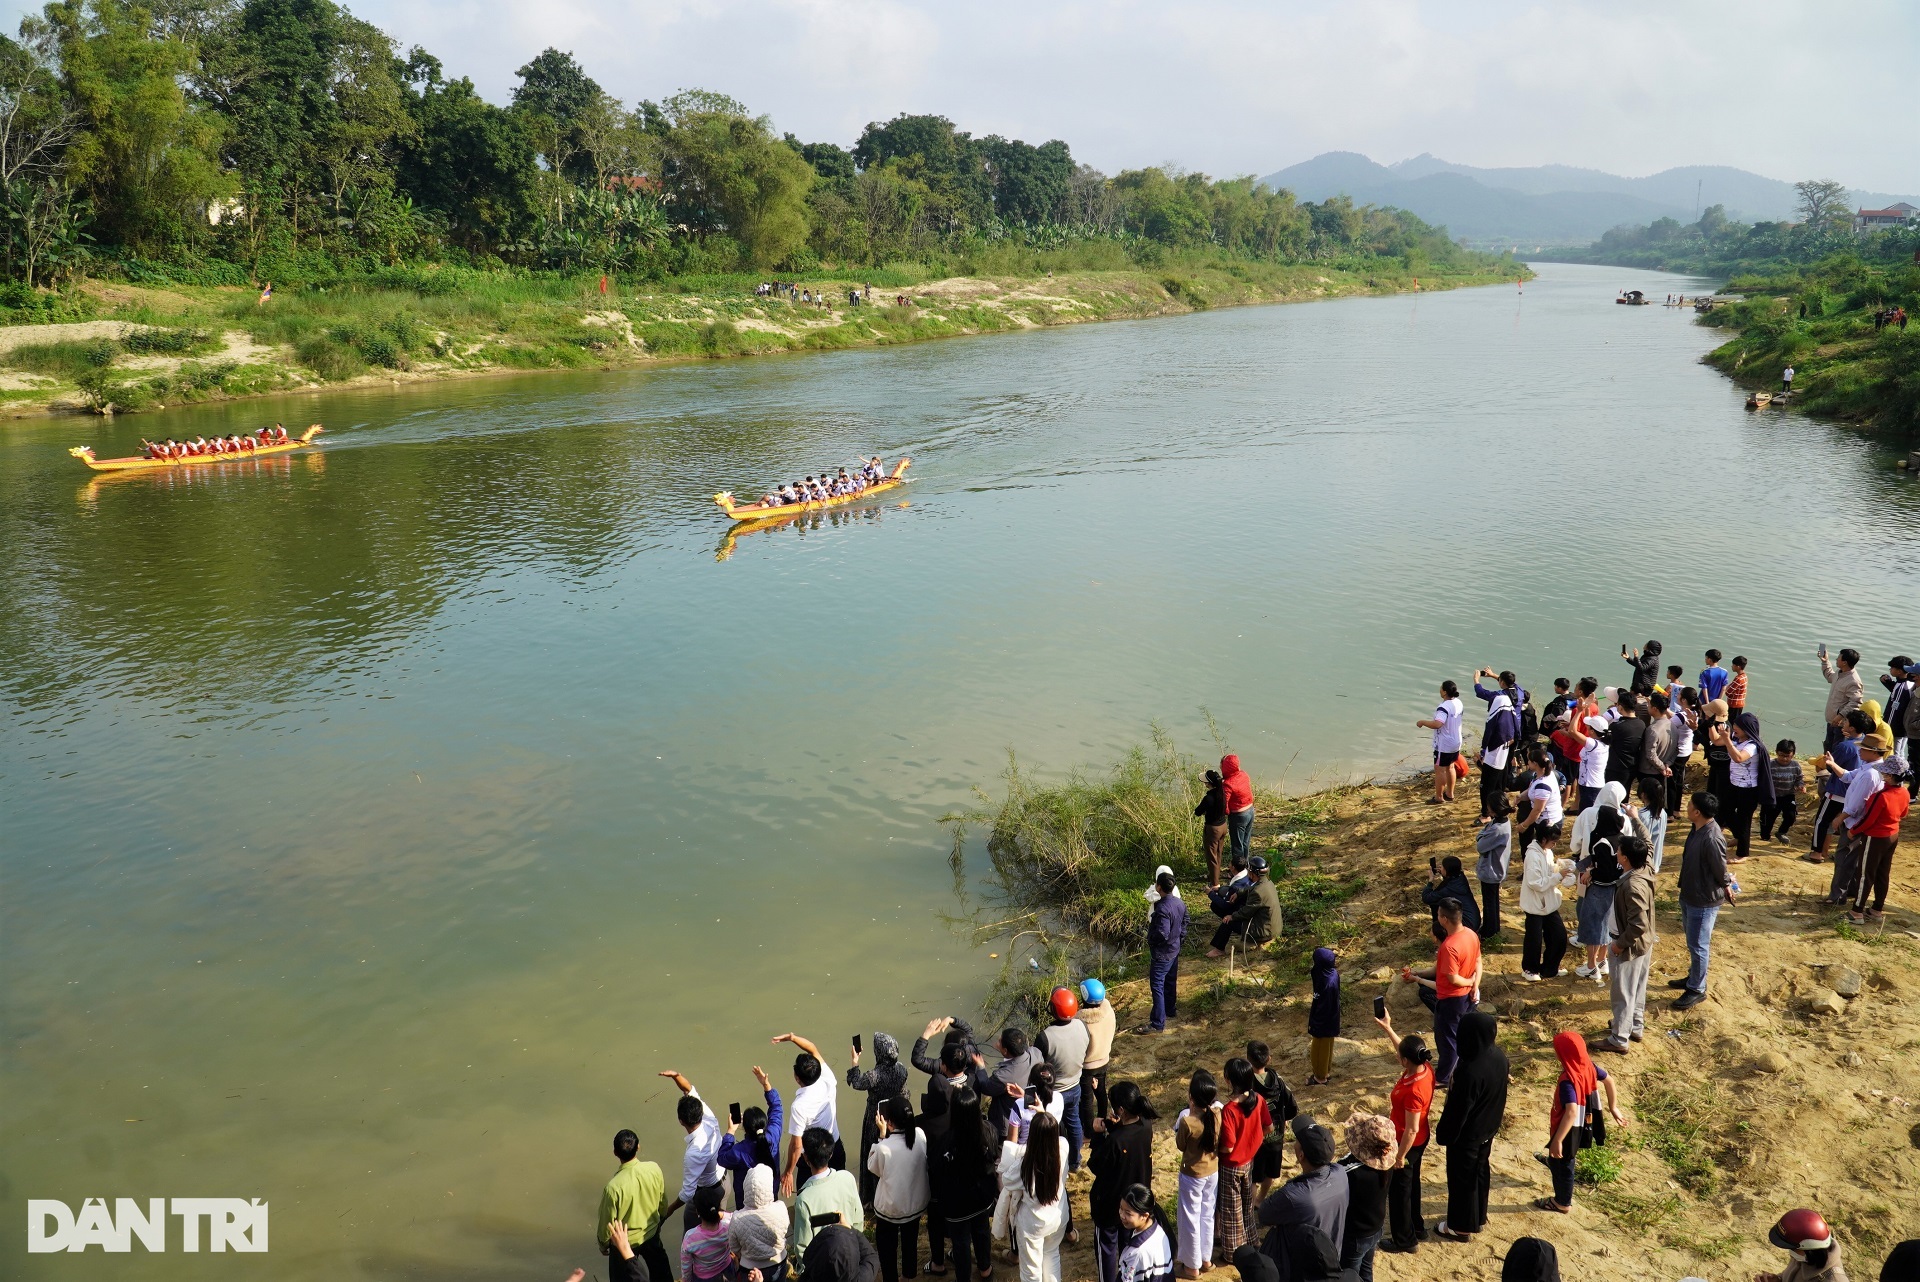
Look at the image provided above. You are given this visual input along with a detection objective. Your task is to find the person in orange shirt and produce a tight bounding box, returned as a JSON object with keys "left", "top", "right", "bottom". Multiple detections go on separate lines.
{"left": 1402, "top": 900, "right": 1481, "bottom": 1087}
{"left": 1726, "top": 656, "right": 1750, "bottom": 716}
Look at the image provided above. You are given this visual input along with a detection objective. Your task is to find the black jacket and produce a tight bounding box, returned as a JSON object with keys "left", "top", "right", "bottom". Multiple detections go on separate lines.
{"left": 1195, "top": 782, "right": 1228, "bottom": 825}
{"left": 803, "top": 1223, "right": 880, "bottom": 1282}
{"left": 1603, "top": 717, "right": 1646, "bottom": 784}
{"left": 1420, "top": 873, "right": 1481, "bottom": 935}
{"left": 1336, "top": 1157, "right": 1387, "bottom": 1243}
{"left": 1435, "top": 1013, "right": 1507, "bottom": 1147}
{"left": 1088, "top": 1117, "right": 1155, "bottom": 1227}
{"left": 925, "top": 1123, "right": 999, "bottom": 1222}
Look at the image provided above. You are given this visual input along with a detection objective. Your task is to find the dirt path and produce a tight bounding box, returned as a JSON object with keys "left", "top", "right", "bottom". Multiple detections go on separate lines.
{"left": 1057, "top": 777, "right": 1920, "bottom": 1282}
{"left": 0, "top": 319, "right": 144, "bottom": 352}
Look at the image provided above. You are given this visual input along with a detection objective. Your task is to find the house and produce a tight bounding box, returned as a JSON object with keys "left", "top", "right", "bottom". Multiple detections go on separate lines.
{"left": 1854, "top": 202, "right": 1918, "bottom": 233}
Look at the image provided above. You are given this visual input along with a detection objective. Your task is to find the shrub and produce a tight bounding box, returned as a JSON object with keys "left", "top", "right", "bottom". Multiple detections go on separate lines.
{"left": 1575, "top": 1145, "right": 1623, "bottom": 1185}
{"left": 295, "top": 334, "right": 367, "bottom": 380}
{"left": 82, "top": 338, "right": 118, "bottom": 367}
{"left": 124, "top": 327, "right": 211, "bottom": 354}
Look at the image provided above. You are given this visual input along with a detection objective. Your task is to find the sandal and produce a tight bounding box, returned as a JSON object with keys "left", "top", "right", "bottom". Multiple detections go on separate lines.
{"left": 1534, "top": 1198, "right": 1570, "bottom": 1214}
{"left": 1434, "top": 1223, "right": 1472, "bottom": 1242}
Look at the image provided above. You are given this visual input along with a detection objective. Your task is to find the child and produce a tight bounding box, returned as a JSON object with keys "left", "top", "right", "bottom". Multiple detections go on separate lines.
{"left": 1761, "top": 740, "right": 1805, "bottom": 842}
{"left": 1245, "top": 1041, "right": 1296, "bottom": 1200}
{"left": 1172, "top": 1071, "right": 1220, "bottom": 1280}
{"left": 1306, "top": 947, "right": 1340, "bottom": 1085}
{"left": 1699, "top": 650, "right": 1730, "bottom": 704}
{"left": 1727, "top": 656, "right": 1750, "bottom": 716}
{"left": 678, "top": 1186, "right": 732, "bottom": 1282}
{"left": 1117, "top": 1184, "right": 1176, "bottom": 1282}
{"left": 1663, "top": 663, "right": 1685, "bottom": 697}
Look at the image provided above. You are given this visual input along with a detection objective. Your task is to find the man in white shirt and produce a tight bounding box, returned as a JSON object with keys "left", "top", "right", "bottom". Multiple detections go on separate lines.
{"left": 658, "top": 1070, "right": 722, "bottom": 1228}
{"left": 773, "top": 1032, "right": 841, "bottom": 1195}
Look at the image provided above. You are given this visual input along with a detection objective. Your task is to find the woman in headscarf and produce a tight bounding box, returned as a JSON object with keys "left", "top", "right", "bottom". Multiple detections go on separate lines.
{"left": 1536, "top": 1031, "right": 1620, "bottom": 1213}
{"left": 1500, "top": 1236, "right": 1561, "bottom": 1282}
{"left": 1862, "top": 698, "right": 1896, "bottom": 747}
{"left": 1433, "top": 1013, "right": 1507, "bottom": 1243}
{"left": 727, "top": 1165, "right": 792, "bottom": 1282}
{"left": 1721, "top": 710, "right": 1777, "bottom": 863}
{"left": 849, "top": 1032, "right": 910, "bottom": 1206}
{"left": 1471, "top": 672, "right": 1521, "bottom": 824}
{"left": 1573, "top": 809, "right": 1623, "bottom": 984}
{"left": 1305, "top": 947, "right": 1340, "bottom": 1085}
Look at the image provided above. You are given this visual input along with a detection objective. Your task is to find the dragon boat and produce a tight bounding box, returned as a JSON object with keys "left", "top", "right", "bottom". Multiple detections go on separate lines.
{"left": 70, "top": 425, "right": 323, "bottom": 472}
{"left": 713, "top": 457, "right": 910, "bottom": 523}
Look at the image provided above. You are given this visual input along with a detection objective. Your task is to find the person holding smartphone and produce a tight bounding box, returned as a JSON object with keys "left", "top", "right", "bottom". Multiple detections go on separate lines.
{"left": 848, "top": 1031, "right": 910, "bottom": 1207}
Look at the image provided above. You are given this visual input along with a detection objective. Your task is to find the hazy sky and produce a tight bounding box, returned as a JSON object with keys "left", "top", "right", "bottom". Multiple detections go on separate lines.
{"left": 23, "top": 0, "right": 1919, "bottom": 191}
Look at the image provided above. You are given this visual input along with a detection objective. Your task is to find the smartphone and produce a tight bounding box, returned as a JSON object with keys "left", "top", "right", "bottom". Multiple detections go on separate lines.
{"left": 1024, "top": 1088, "right": 1039, "bottom": 1107}
{"left": 1373, "top": 994, "right": 1387, "bottom": 1020}
{"left": 729, "top": 1101, "right": 743, "bottom": 1126}
{"left": 1818, "top": 643, "right": 1828, "bottom": 659}
{"left": 852, "top": 1033, "right": 862, "bottom": 1054}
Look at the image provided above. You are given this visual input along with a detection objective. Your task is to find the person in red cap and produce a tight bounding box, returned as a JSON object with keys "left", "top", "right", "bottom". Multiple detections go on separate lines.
{"left": 1035, "top": 987, "right": 1090, "bottom": 1172}
{"left": 1758, "top": 1208, "right": 1849, "bottom": 1282}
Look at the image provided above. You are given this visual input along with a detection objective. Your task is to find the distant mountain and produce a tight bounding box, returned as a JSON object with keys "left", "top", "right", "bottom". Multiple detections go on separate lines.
{"left": 1259, "top": 151, "right": 1920, "bottom": 248}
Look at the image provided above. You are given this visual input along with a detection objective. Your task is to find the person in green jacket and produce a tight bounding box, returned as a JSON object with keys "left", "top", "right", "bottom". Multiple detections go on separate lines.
{"left": 1208, "top": 856, "right": 1280, "bottom": 956}
{"left": 599, "top": 1129, "right": 670, "bottom": 1282}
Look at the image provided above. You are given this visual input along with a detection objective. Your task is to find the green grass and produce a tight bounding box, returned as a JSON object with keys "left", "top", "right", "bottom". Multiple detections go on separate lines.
{"left": 1574, "top": 1145, "right": 1623, "bottom": 1185}
{"left": 1624, "top": 1068, "right": 1726, "bottom": 1194}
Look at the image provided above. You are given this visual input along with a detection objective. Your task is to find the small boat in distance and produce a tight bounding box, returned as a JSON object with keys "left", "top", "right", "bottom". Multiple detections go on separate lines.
{"left": 714, "top": 458, "right": 911, "bottom": 523}
{"left": 70, "top": 424, "right": 323, "bottom": 471}
{"left": 1746, "top": 391, "right": 1773, "bottom": 409}
{"left": 1616, "top": 290, "right": 1650, "bottom": 305}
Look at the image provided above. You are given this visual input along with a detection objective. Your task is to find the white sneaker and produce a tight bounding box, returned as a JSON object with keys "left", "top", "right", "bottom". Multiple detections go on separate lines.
{"left": 1574, "top": 964, "right": 1595, "bottom": 978}
{"left": 1520, "top": 971, "right": 1542, "bottom": 982}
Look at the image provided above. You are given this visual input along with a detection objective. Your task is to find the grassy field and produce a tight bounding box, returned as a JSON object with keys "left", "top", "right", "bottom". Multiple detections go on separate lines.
{"left": 0, "top": 252, "right": 1525, "bottom": 419}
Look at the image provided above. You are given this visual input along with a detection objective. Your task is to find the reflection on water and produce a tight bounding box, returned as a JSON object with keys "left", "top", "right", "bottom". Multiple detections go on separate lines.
{"left": 3, "top": 263, "right": 1918, "bottom": 1279}
{"left": 716, "top": 500, "right": 913, "bottom": 560}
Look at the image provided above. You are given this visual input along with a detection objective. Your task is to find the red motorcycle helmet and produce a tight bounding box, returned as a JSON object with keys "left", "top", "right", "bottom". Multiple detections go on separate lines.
{"left": 1049, "top": 986, "right": 1079, "bottom": 1020}
{"left": 1769, "top": 1209, "right": 1833, "bottom": 1254}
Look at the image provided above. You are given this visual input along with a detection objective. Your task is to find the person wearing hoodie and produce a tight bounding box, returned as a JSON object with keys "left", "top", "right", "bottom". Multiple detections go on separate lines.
{"left": 1421, "top": 855, "right": 1482, "bottom": 936}
{"left": 926, "top": 1089, "right": 998, "bottom": 1282}
{"left": 1474, "top": 793, "right": 1514, "bottom": 939}
{"left": 1144, "top": 869, "right": 1188, "bottom": 1034}
{"left": 1471, "top": 670, "right": 1522, "bottom": 823}
{"left": 1432, "top": 1013, "right": 1507, "bottom": 1244}
{"left": 1624, "top": 640, "right": 1662, "bottom": 692}
{"left": 1221, "top": 755, "right": 1256, "bottom": 865}
{"left": 1534, "top": 1031, "right": 1621, "bottom": 1214}
{"left": 804, "top": 1221, "right": 882, "bottom": 1282}
{"left": 868, "top": 1098, "right": 930, "bottom": 1282}
{"left": 1306, "top": 947, "right": 1341, "bottom": 1085}
{"left": 1518, "top": 821, "right": 1574, "bottom": 983}
{"left": 849, "top": 1033, "right": 910, "bottom": 1206}
{"left": 1194, "top": 770, "right": 1229, "bottom": 889}
{"left": 1501, "top": 1236, "right": 1561, "bottom": 1282}
{"left": 1078, "top": 979, "right": 1117, "bottom": 1140}
{"left": 1758, "top": 1209, "right": 1852, "bottom": 1282}
{"left": 728, "top": 1165, "right": 792, "bottom": 1282}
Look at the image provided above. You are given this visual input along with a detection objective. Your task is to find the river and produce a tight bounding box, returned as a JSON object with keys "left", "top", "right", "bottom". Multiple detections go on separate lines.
{"left": 3, "top": 262, "right": 1917, "bottom": 1277}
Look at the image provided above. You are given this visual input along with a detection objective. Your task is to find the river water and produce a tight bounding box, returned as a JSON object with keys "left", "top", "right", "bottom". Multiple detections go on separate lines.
{"left": 3, "top": 262, "right": 1917, "bottom": 1277}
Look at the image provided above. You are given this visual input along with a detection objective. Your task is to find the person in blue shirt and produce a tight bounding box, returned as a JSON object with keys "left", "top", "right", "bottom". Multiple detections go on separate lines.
{"left": 1698, "top": 650, "right": 1731, "bottom": 704}
{"left": 1144, "top": 870, "right": 1188, "bottom": 1034}
{"left": 1809, "top": 710, "right": 1869, "bottom": 863}
{"left": 717, "top": 1065, "right": 785, "bottom": 1209}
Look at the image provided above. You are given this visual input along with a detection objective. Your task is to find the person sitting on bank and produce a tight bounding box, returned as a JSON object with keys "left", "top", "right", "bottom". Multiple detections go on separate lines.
{"left": 1207, "top": 855, "right": 1279, "bottom": 958}
{"left": 1757, "top": 1208, "right": 1850, "bottom": 1282}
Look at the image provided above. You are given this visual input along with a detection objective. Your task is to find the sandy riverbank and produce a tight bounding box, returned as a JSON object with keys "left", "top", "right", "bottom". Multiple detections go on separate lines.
{"left": 1041, "top": 776, "right": 1919, "bottom": 1282}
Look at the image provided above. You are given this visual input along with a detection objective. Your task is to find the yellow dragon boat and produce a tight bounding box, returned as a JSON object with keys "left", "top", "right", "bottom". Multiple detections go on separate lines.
{"left": 714, "top": 457, "right": 911, "bottom": 523}
{"left": 70, "top": 424, "right": 324, "bottom": 472}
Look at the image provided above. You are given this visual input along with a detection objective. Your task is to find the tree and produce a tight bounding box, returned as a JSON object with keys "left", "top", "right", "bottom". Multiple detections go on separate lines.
{"left": 395, "top": 56, "right": 535, "bottom": 254}
{"left": 662, "top": 100, "right": 811, "bottom": 267}
{"left": 980, "top": 135, "right": 1072, "bottom": 225}
{"left": 1794, "top": 179, "right": 1850, "bottom": 229}
{"left": 34, "top": 0, "right": 228, "bottom": 255}
{"left": 511, "top": 47, "right": 601, "bottom": 185}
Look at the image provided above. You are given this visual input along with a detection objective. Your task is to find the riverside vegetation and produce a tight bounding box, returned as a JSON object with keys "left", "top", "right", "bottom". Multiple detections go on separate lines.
{"left": 952, "top": 732, "right": 1920, "bottom": 1282}
{"left": 0, "top": 0, "right": 1520, "bottom": 415}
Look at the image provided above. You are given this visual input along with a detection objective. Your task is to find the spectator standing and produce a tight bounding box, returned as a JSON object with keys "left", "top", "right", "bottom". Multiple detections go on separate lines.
{"left": 1171, "top": 1071, "right": 1221, "bottom": 1280}
{"left": 1417, "top": 682, "right": 1466, "bottom": 805}
{"left": 1337, "top": 1114, "right": 1394, "bottom": 1282}
{"left": 1517, "top": 745, "right": 1564, "bottom": 849}
{"left": 1726, "top": 655, "right": 1750, "bottom": 716}
{"left": 1221, "top": 755, "right": 1256, "bottom": 865}
{"left": 1535, "top": 1032, "right": 1621, "bottom": 1214}
{"left": 729, "top": 1166, "right": 791, "bottom": 1282}
{"left": 1668, "top": 687, "right": 1700, "bottom": 818}
{"left": 718, "top": 1065, "right": 784, "bottom": 1207}
{"left": 993, "top": 1110, "right": 1069, "bottom": 1282}
{"left": 1306, "top": 947, "right": 1341, "bottom": 1085}
{"left": 1809, "top": 713, "right": 1868, "bottom": 862}
{"left": 774, "top": 1033, "right": 843, "bottom": 1195}
{"left": 1633, "top": 778, "right": 1669, "bottom": 874}
{"left": 1402, "top": 898, "right": 1480, "bottom": 1085}
{"left": 1246, "top": 1040, "right": 1298, "bottom": 1200}
{"left": 1821, "top": 646, "right": 1865, "bottom": 751}
{"left": 1721, "top": 711, "right": 1776, "bottom": 862}
{"left": 1638, "top": 690, "right": 1677, "bottom": 804}
{"left": 598, "top": 1129, "right": 671, "bottom": 1282}
{"left": 1079, "top": 978, "right": 1117, "bottom": 1141}
{"left": 658, "top": 1070, "right": 723, "bottom": 1227}
{"left": 1090, "top": 1082, "right": 1159, "bottom": 1282}
{"left": 792, "top": 1126, "right": 865, "bottom": 1266}
{"left": 1518, "top": 822, "right": 1573, "bottom": 983}
{"left": 1194, "top": 771, "right": 1229, "bottom": 888}
{"left": 1572, "top": 816, "right": 1622, "bottom": 984}
{"left": 1842, "top": 737, "right": 1910, "bottom": 922}
{"left": 848, "top": 1033, "right": 910, "bottom": 1206}
{"left": 1254, "top": 1115, "right": 1350, "bottom": 1250}
{"left": 1564, "top": 715, "right": 1610, "bottom": 812}
{"left": 868, "top": 1098, "right": 930, "bottom": 1282}
{"left": 680, "top": 1187, "right": 733, "bottom": 1282}
{"left": 1699, "top": 650, "right": 1731, "bottom": 705}
{"left": 1421, "top": 855, "right": 1482, "bottom": 936}
{"left": 1625, "top": 640, "right": 1662, "bottom": 691}
{"left": 1370, "top": 1021, "right": 1433, "bottom": 1256}
{"left": 988, "top": 1026, "right": 1041, "bottom": 1139}
{"left": 1673, "top": 793, "right": 1733, "bottom": 1011}
{"left": 1502, "top": 1237, "right": 1562, "bottom": 1282}
{"left": 1471, "top": 670, "right": 1521, "bottom": 821}
{"left": 1432, "top": 1013, "right": 1508, "bottom": 1244}
{"left": 1035, "top": 988, "right": 1092, "bottom": 1171}
{"left": 1591, "top": 835, "right": 1656, "bottom": 1054}
{"left": 1214, "top": 1058, "right": 1272, "bottom": 1258}
{"left": 1475, "top": 793, "right": 1515, "bottom": 939}
{"left": 925, "top": 1091, "right": 996, "bottom": 1282}
{"left": 1880, "top": 657, "right": 1916, "bottom": 780}
{"left": 1762, "top": 740, "right": 1806, "bottom": 843}
{"left": 805, "top": 1221, "right": 881, "bottom": 1282}
{"left": 1115, "top": 1185, "right": 1176, "bottom": 1282}
{"left": 1144, "top": 870, "right": 1188, "bottom": 1034}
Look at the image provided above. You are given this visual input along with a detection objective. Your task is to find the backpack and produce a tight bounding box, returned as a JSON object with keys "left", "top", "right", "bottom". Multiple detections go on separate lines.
{"left": 1519, "top": 694, "right": 1540, "bottom": 743}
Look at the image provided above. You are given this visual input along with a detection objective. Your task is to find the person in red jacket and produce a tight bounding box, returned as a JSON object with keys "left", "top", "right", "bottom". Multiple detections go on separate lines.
{"left": 1221, "top": 755, "right": 1255, "bottom": 865}
{"left": 1849, "top": 765, "right": 1911, "bottom": 922}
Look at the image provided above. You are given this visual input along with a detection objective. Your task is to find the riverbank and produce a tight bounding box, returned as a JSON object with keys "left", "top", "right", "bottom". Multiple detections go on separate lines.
{"left": 0, "top": 258, "right": 1523, "bottom": 420}
{"left": 1010, "top": 770, "right": 1920, "bottom": 1282}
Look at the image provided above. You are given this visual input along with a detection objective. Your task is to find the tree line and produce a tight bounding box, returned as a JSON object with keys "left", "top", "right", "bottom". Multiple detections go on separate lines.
{"left": 0, "top": 0, "right": 1487, "bottom": 286}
